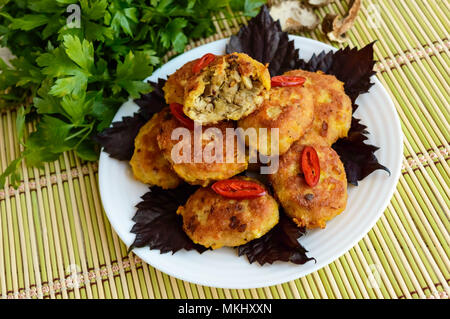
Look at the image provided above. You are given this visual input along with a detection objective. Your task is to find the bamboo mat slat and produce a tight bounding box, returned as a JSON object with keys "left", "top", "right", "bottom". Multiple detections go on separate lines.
{"left": 0, "top": 0, "right": 448, "bottom": 299}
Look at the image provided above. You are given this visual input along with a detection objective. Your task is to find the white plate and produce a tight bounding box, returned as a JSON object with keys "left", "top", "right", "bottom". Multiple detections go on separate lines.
{"left": 98, "top": 36, "right": 403, "bottom": 289}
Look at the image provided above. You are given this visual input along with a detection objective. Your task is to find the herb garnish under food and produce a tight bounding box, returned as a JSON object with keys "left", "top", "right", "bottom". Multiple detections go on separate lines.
{"left": 129, "top": 184, "right": 207, "bottom": 254}
{"left": 238, "top": 215, "right": 315, "bottom": 265}
{"left": 94, "top": 79, "right": 167, "bottom": 161}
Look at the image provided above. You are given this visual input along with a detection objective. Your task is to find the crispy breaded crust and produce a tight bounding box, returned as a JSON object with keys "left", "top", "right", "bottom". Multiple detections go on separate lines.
{"left": 177, "top": 177, "right": 279, "bottom": 249}
{"left": 269, "top": 142, "right": 347, "bottom": 229}
{"left": 163, "top": 60, "right": 197, "bottom": 105}
{"left": 129, "top": 109, "right": 182, "bottom": 189}
{"left": 283, "top": 69, "right": 352, "bottom": 146}
{"left": 237, "top": 85, "right": 314, "bottom": 156}
{"left": 156, "top": 113, "right": 248, "bottom": 186}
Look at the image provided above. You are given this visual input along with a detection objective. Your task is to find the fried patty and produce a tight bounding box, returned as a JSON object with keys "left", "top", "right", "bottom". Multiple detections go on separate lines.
{"left": 129, "top": 110, "right": 182, "bottom": 189}
{"left": 237, "top": 85, "right": 314, "bottom": 156}
{"left": 283, "top": 69, "right": 352, "bottom": 145}
{"left": 163, "top": 59, "right": 197, "bottom": 105}
{"left": 177, "top": 177, "right": 279, "bottom": 249}
{"left": 269, "top": 142, "right": 347, "bottom": 229}
{"left": 157, "top": 112, "right": 248, "bottom": 186}
{"left": 164, "top": 52, "right": 271, "bottom": 124}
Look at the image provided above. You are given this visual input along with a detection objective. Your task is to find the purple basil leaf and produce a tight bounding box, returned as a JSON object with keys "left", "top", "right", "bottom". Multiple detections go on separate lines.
{"left": 332, "top": 118, "right": 390, "bottom": 186}
{"left": 237, "top": 214, "right": 314, "bottom": 265}
{"left": 226, "top": 5, "right": 306, "bottom": 76}
{"left": 129, "top": 184, "right": 207, "bottom": 254}
{"left": 95, "top": 79, "right": 167, "bottom": 161}
{"left": 302, "top": 43, "right": 376, "bottom": 111}
{"left": 134, "top": 78, "right": 167, "bottom": 119}
{"left": 94, "top": 113, "right": 147, "bottom": 161}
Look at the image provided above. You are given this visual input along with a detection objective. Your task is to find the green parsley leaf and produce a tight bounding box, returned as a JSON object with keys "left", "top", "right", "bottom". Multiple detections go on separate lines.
{"left": 37, "top": 47, "right": 78, "bottom": 78}
{"left": 15, "top": 106, "right": 27, "bottom": 142}
{"left": 84, "top": 20, "right": 114, "bottom": 42}
{"left": 26, "top": 115, "right": 75, "bottom": 154}
{"left": 0, "top": 157, "right": 23, "bottom": 189}
{"left": 33, "top": 79, "right": 65, "bottom": 115}
{"left": 76, "top": 138, "right": 100, "bottom": 161}
{"left": 114, "top": 50, "right": 154, "bottom": 97}
{"left": 63, "top": 35, "right": 95, "bottom": 72}
{"left": 37, "top": 35, "right": 95, "bottom": 98}
{"left": 7, "top": 14, "right": 50, "bottom": 31}
{"left": 60, "top": 91, "right": 94, "bottom": 124}
{"left": 49, "top": 71, "right": 88, "bottom": 98}
{"left": 80, "top": 0, "right": 109, "bottom": 20}
{"left": 231, "top": 0, "right": 267, "bottom": 17}
{"left": 161, "top": 18, "right": 188, "bottom": 52}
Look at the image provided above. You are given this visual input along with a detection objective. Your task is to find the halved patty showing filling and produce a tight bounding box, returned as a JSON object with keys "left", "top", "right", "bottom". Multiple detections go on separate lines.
{"left": 164, "top": 52, "right": 271, "bottom": 124}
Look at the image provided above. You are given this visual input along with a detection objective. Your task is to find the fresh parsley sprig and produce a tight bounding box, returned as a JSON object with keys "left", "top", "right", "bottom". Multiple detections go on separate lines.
{"left": 0, "top": 0, "right": 266, "bottom": 188}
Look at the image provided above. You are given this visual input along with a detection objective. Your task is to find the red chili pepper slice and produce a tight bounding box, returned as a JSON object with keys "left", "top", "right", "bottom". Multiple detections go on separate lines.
{"left": 192, "top": 53, "right": 216, "bottom": 74}
{"left": 271, "top": 76, "right": 306, "bottom": 87}
{"left": 211, "top": 179, "right": 266, "bottom": 199}
{"left": 169, "top": 103, "right": 194, "bottom": 130}
{"left": 301, "top": 146, "right": 320, "bottom": 187}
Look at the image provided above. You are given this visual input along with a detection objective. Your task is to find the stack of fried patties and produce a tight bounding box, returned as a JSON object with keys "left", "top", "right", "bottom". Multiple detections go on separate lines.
{"left": 130, "top": 52, "right": 352, "bottom": 249}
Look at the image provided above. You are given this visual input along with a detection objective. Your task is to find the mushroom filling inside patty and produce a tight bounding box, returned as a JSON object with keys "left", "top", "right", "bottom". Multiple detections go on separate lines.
{"left": 192, "top": 60, "right": 265, "bottom": 122}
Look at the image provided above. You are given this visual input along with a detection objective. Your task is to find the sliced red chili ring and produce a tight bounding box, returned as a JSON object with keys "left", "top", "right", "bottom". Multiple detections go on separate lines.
{"left": 271, "top": 75, "right": 306, "bottom": 87}
{"left": 211, "top": 179, "right": 266, "bottom": 199}
{"left": 301, "top": 146, "right": 320, "bottom": 187}
{"left": 192, "top": 53, "right": 216, "bottom": 74}
{"left": 169, "top": 103, "right": 194, "bottom": 130}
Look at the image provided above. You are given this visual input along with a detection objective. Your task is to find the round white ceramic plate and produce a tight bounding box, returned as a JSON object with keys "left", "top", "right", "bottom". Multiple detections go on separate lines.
{"left": 98, "top": 36, "right": 403, "bottom": 289}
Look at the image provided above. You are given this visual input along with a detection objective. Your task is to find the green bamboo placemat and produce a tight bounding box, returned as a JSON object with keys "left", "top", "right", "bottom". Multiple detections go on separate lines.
{"left": 0, "top": 0, "right": 448, "bottom": 299}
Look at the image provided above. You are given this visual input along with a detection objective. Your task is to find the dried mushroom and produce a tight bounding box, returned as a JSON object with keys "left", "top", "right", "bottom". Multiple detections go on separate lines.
{"left": 306, "top": 0, "right": 335, "bottom": 7}
{"left": 266, "top": 0, "right": 283, "bottom": 5}
{"left": 269, "top": 1, "right": 320, "bottom": 32}
{"left": 322, "top": 0, "right": 361, "bottom": 43}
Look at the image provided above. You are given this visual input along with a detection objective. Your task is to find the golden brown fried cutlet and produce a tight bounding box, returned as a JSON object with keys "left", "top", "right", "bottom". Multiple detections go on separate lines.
{"left": 283, "top": 69, "right": 352, "bottom": 146}
{"left": 156, "top": 112, "right": 248, "bottom": 186}
{"left": 164, "top": 52, "right": 271, "bottom": 124}
{"left": 163, "top": 59, "right": 197, "bottom": 106}
{"left": 129, "top": 109, "right": 182, "bottom": 189}
{"left": 177, "top": 177, "right": 279, "bottom": 249}
{"left": 237, "top": 85, "right": 314, "bottom": 156}
{"left": 269, "top": 142, "right": 347, "bottom": 229}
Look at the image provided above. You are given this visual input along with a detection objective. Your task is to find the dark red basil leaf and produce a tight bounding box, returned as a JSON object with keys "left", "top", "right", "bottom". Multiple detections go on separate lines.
{"left": 238, "top": 214, "right": 314, "bottom": 265}
{"left": 303, "top": 43, "right": 377, "bottom": 111}
{"left": 226, "top": 5, "right": 306, "bottom": 76}
{"left": 332, "top": 118, "right": 390, "bottom": 185}
{"left": 134, "top": 78, "right": 167, "bottom": 118}
{"left": 129, "top": 184, "right": 207, "bottom": 254}
{"left": 95, "top": 79, "right": 167, "bottom": 161}
{"left": 93, "top": 113, "right": 147, "bottom": 161}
